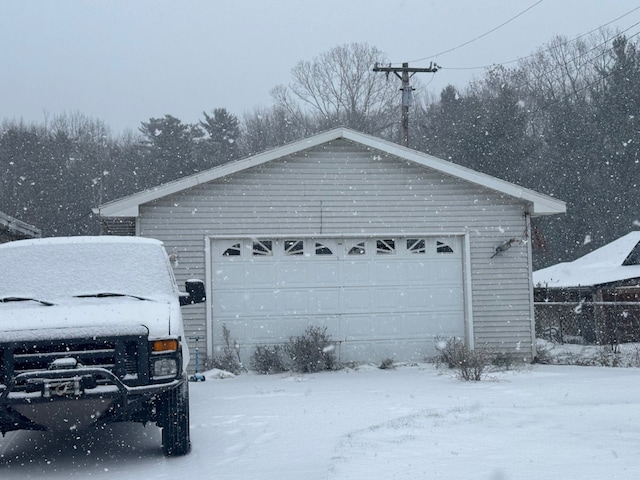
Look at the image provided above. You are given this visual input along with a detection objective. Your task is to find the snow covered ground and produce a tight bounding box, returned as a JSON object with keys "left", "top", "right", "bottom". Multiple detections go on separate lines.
{"left": 1, "top": 357, "right": 640, "bottom": 479}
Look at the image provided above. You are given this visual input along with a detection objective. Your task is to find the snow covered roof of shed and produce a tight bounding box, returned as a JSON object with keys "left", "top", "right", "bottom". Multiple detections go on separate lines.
{"left": 533, "top": 231, "right": 640, "bottom": 289}
{"left": 94, "top": 127, "right": 566, "bottom": 218}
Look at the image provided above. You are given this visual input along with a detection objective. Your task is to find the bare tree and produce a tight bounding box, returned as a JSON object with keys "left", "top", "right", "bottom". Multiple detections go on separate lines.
{"left": 272, "top": 43, "right": 400, "bottom": 137}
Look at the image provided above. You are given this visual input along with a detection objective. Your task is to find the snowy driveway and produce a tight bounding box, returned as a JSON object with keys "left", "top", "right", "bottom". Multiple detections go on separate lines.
{"left": 1, "top": 363, "right": 639, "bottom": 479}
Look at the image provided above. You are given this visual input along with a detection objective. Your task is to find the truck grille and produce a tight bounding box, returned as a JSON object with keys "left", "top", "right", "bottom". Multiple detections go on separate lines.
{"left": 0, "top": 325, "right": 150, "bottom": 389}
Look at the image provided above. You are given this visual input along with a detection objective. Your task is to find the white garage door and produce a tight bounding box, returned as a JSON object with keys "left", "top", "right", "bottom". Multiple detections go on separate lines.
{"left": 211, "top": 236, "right": 465, "bottom": 362}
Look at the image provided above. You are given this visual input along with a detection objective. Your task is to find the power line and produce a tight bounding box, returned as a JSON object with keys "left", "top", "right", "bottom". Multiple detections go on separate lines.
{"left": 503, "top": 20, "right": 640, "bottom": 105}
{"left": 529, "top": 29, "right": 640, "bottom": 110}
{"left": 439, "top": 4, "right": 640, "bottom": 73}
{"left": 408, "top": 0, "right": 544, "bottom": 64}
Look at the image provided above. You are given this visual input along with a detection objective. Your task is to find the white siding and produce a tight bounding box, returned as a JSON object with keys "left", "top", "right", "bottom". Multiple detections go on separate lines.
{"left": 138, "top": 139, "right": 535, "bottom": 365}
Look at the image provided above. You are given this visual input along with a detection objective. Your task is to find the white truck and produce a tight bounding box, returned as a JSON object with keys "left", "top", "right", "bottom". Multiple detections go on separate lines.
{"left": 0, "top": 236, "right": 205, "bottom": 456}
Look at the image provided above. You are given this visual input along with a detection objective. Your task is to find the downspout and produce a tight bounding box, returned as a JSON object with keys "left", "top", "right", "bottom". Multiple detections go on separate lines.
{"left": 525, "top": 213, "right": 536, "bottom": 362}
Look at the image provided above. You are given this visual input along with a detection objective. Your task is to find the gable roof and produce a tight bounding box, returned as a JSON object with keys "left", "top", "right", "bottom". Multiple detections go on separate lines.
{"left": 94, "top": 127, "right": 566, "bottom": 218}
{"left": 533, "top": 231, "right": 640, "bottom": 288}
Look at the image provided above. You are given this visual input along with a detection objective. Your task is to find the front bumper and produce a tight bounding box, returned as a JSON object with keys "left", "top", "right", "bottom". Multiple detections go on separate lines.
{"left": 0, "top": 367, "right": 184, "bottom": 433}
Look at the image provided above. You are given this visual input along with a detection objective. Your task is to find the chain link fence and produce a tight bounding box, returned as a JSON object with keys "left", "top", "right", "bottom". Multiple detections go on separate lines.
{"left": 535, "top": 302, "right": 640, "bottom": 346}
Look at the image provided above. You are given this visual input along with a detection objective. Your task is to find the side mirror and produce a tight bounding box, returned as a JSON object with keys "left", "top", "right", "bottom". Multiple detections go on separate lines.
{"left": 180, "top": 279, "right": 206, "bottom": 306}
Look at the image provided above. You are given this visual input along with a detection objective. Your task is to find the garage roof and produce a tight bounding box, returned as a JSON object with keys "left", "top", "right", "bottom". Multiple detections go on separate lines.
{"left": 533, "top": 231, "right": 640, "bottom": 288}
{"left": 94, "top": 127, "right": 566, "bottom": 218}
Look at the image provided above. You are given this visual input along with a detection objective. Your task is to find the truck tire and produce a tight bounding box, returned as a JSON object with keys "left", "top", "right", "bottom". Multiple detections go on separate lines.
{"left": 160, "top": 378, "right": 191, "bottom": 456}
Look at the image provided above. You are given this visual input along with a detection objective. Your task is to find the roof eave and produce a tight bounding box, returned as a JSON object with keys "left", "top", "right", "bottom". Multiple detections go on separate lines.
{"left": 529, "top": 198, "right": 567, "bottom": 216}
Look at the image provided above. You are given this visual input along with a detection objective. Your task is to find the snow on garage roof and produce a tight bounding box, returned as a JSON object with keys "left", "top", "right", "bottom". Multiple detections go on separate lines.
{"left": 93, "top": 127, "right": 566, "bottom": 218}
{"left": 533, "top": 231, "right": 640, "bottom": 288}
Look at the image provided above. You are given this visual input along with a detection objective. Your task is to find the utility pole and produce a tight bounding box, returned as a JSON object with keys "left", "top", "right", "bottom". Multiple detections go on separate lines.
{"left": 373, "top": 62, "right": 438, "bottom": 147}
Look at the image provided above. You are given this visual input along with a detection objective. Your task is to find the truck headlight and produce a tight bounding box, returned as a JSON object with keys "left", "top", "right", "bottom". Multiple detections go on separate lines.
{"left": 152, "top": 358, "right": 178, "bottom": 377}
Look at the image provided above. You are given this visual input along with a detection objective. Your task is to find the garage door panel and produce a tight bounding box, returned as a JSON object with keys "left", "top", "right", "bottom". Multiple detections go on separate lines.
{"left": 422, "top": 312, "right": 466, "bottom": 337}
{"left": 431, "top": 260, "right": 464, "bottom": 282}
{"left": 370, "top": 261, "right": 405, "bottom": 285}
{"left": 343, "top": 315, "right": 398, "bottom": 340}
{"left": 344, "top": 313, "right": 450, "bottom": 340}
{"left": 341, "top": 287, "right": 371, "bottom": 311}
{"left": 369, "top": 287, "right": 403, "bottom": 310}
{"left": 213, "top": 290, "right": 246, "bottom": 316}
{"left": 427, "top": 286, "right": 464, "bottom": 310}
{"left": 312, "top": 263, "right": 339, "bottom": 285}
{"left": 310, "top": 289, "right": 341, "bottom": 313}
{"left": 405, "top": 262, "right": 430, "bottom": 283}
{"left": 343, "top": 262, "right": 370, "bottom": 285}
{"left": 398, "top": 314, "right": 430, "bottom": 336}
{"left": 245, "top": 290, "right": 281, "bottom": 314}
{"left": 220, "top": 317, "right": 298, "bottom": 345}
{"left": 223, "top": 316, "right": 343, "bottom": 344}
{"left": 246, "top": 263, "right": 278, "bottom": 287}
{"left": 282, "top": 289, "right": 309, "bottom": 313}
{"left": 277, "top": 262, "right": 309, "bottom": 286}
{"left": 213, "top": 263, "right": 246, "bottom": 287}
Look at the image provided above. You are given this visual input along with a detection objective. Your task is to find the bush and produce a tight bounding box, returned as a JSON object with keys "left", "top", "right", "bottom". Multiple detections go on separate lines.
{"left": 379, "top": 358, "right": 395, "bottom": 369}
{"left": 251, "top": 344, "right": 287, "bottom": 374}
{"left": 491, "top": 352, "right": 518, "bottom": 370}
{"left": 435, "top": 337, "right": 490, "bottom": 381}
{"left": 434, "top": 337, "right": 468, "bottom": 369}
{"left": 284, "top": 325, "right": 337, "bottom": 373}
{"left": 210, "top": 324, "right": 245, "bottom": 375}
{"left": 532, "top": 341, "right": 553, "bottom": 364}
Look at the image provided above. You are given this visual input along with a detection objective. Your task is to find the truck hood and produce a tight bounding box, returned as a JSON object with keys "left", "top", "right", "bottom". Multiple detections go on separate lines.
{"left": 0, "top": 296, "right": 175, "bottom": 339}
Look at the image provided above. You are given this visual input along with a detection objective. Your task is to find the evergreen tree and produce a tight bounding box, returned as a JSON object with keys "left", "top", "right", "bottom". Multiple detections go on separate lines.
{"left": 139, "top": 115, "right": 204, "bottom": 184}
{"left": 199, "top": 108, "right": 241, "bottom": 165}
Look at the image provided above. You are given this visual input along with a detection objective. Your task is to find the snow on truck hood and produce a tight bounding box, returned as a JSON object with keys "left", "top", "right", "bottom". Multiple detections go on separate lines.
{"left": 0, "top": 236, "right": 179, "bottom": 301}
{"left": 0, "top": 236, "right": 183, "bottom": 339}
{"left": 0, "top": 296, "right": 174, "bottom": 339}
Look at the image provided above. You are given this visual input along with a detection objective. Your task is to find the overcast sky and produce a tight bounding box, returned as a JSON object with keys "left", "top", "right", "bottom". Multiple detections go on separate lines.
{"left": 2, "top": 0, "right": 640, "bottom": 135}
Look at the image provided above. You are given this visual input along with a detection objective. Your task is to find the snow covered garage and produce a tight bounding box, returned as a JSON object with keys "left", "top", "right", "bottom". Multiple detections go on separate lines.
{"left": 95, "top": 128, "right": 565, "bottom": 367}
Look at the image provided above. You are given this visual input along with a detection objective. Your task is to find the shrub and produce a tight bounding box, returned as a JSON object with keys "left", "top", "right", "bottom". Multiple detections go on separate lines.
{"left": 491, "top": 352, "right": 517, "bottom": 370}
{"left": 284, "top": 325, "right": 337, "bottom": 373}
{"left": 435, "top": 337, "right": 490, "bottom": 381}
{"left": 594, "top": 346, "right": 621, "bottom": 367}
{"left": 434, "top": 337, "right": 467, "bottom": 369}
{"left": 379, "top": 358, "right": 395, "bottom": 369}
{"left": 532, "top": 342, "right": 553, "bottom": 364}
{"left": 251, "top": 344, "right": 287, "bottom": 374}
{"left": 210, "top": 324, "right": 245, "bottom": 375}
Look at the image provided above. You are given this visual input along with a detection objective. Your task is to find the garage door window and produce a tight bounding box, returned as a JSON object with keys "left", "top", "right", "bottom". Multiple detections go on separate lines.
{"left": 376, "top": 239, "right": 396, "bottom": 255}
{"left": 253, "top": 240, "right": 273, "bottom": 256}
{"left": 436, "top": 240, "right": 454, "bottom": 254}
{"left": 223, "top": 243, "right": 242, "bottom": 256}
{"left": 285, "top": 240, "right": 304, "bottom": 256}
{"left": 348, "top": 241, "right": 366, "bottom": 256}
{"left": 407, "top": 238, "right": 426, "bottom": 254}
{"left": 315, "top": 242, "right": 333, "bottom": 255}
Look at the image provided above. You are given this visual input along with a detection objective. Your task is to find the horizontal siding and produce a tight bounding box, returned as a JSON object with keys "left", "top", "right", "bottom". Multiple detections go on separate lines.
{"left": 138, "top": 139, "right": 535, "bottom": 361}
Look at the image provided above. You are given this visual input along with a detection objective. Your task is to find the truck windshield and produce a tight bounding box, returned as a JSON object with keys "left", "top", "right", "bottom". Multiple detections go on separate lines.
{"left": 0, "top": 238, "right": 177, "bottom": 301}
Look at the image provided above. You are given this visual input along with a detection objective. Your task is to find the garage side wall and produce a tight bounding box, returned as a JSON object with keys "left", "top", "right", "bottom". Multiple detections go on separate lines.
{"left": 138, "top": 139, "right": 534, "bottom": 364}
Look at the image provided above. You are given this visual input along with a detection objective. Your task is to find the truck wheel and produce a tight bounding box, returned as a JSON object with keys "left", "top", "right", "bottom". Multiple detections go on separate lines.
{"left": 160, "top": 379, "right": 191, "bottom": 456}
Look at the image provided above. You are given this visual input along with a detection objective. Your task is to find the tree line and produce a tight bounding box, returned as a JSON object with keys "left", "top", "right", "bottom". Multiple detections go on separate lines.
{"left": 1, "top": 34, "right": 638, "bottom": 269}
